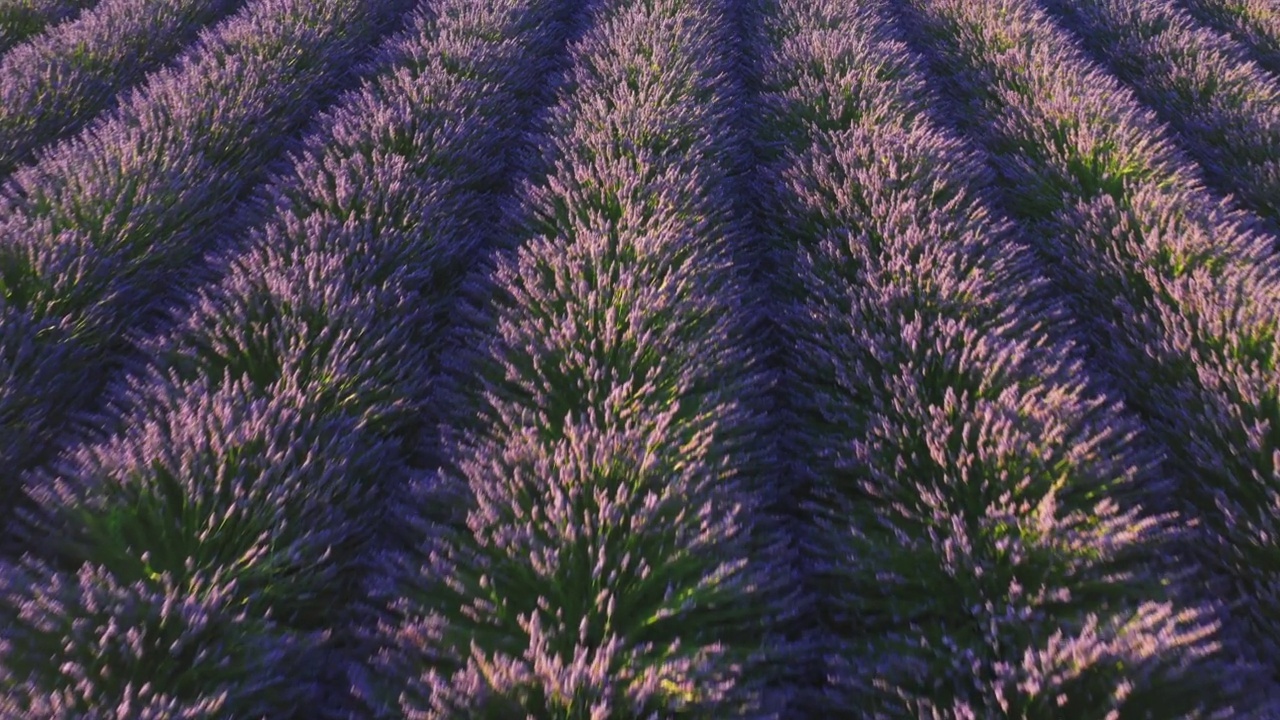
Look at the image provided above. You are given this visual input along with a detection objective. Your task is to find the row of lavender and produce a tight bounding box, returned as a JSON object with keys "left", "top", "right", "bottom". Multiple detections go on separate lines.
{"left": 3, "top": 0, "right": 1280, "bottom": 716}
{"left": 0, "top": 0, "right": 248, "bottom": 176}
{"left": 756, "top": 0, "right": 1245, "bottom": 713}
{"left": 894, "top": 0, "right": 1280, "bottom": 699}
{"left": 1041, "top": 0, "right": 1280, "bottom": 230}
{"left": 0, "top": 0, "right": 423, "bottom": 712}
{"left": 366, "top": 0, "right": 800, "bottom": 713}
{"left": 0, "top": 0, "right": 413, "bottom": 541}
{"left": 1178, "top": 0, "right": 1280, "bottom": 77}
{"left": 0, "top": 0, "right": 95, "bottom": 54}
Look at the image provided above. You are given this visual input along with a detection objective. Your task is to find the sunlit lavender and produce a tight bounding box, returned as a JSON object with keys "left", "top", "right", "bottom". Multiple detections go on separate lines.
{"left": 2, "top": 0, "right": 1279, "bottom": 716}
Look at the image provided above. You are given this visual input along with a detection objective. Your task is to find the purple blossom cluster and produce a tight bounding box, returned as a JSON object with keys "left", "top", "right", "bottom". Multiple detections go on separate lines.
{"left": 2, "top": 0, "right": 570, "bottom": 713}
{"left": 374, "top": 0, "right": 797, "bottom": 715}
{"left": 2, "top": 385, "right": 385, "bottom": 715}
{"left": 1178, "top": 0, "right": 1280, "bottom": 77}
{"left": 896, "top": 0, "right": 1280, "bottom": 696}
{"left": 1039, "top": 0, "right": 1280, "bottom": 229}
{"left": 0, "top": 0, "right": 96, "bottom": 53}
{"left": 3, "top": 0, "right": 1280, "bottom": 713}
{"left": 0, "top": 0, "right": 411, "bottom": 548}
{"left": 755, "top": 0, "right": 1234, "bottom": 715}
{"left": 0, "top": 0, "right": 246, "bottom": 176}
{"left": 0, "top": 558, "right": 309, "bottom": 718}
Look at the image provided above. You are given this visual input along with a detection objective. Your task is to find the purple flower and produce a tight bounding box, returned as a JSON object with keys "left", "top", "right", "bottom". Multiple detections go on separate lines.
{"left": 377, "top": 0, "right": 799, "bottom": 715}
{"left": 0, "top": 0, "right": 96, "bottom": 54}
{"left": 895, "top": 0, "right": 1280, "bottom": 705}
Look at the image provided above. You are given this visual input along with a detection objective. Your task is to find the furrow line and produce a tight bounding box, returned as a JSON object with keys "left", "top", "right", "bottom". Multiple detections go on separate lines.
{"left": 1040, "top": 0, "right": 1280, "bottom": 230}
{"left": 894, "top": 0, "right": 1280, "bottom": 700}
{"left": 0, "top": 0, "right": 249, "bottom": 177}
{"left": 0, "top": 0, "right": 96, "bottom": 54}
{"left": 0, "top": 0, "right": 575, "bottom": 714}
{"left": 377, "top": 0, "right": 800, "bottom": 714}
{"left": 0, "top": 0, "right": 415, "bottom": 553}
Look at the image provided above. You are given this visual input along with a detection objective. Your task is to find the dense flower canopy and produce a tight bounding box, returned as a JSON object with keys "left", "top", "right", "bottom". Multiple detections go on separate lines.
{"left": 2, "top": 0, "right": 1279, "bottom": 716}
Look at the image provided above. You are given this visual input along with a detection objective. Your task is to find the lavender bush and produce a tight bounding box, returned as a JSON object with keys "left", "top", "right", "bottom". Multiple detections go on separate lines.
{"left": 1178, "top": 0, "right": 1280, "bottom": 76}
{"left": 0, "top": 0, "right": 246, "bottom": 176}
{"left": 377, "top": 0, "right": 797, "bottom": 715}
{"left": 0, "top": 0, "right": 412, "bottom": 550}
{"left": 755, "top": 0, "right": 1234, "bottom": 715}
{"left": 1039, "top": 0, "right": 1280, "bottom": 228}
{"left": 896, "top": 0, "right": 1280, "bottom": 698}
{"left": 2, "top": 0, "right": 570, "bottom": 713}
{"left": 4, "top": 0, "right": 1280, "bottom": 711}
{"left": 0, "top": 0, "right": 95, "bottom": 53}
{"left": 0, "top": 557, "right": 309, "bottom": 718}
{"left": 0, "top": 386, "right": 379, "bottom": 717}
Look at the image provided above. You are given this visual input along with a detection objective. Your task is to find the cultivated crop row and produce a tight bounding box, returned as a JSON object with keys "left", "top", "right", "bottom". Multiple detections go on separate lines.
{"left": 896, "top": 0, "right": 1280, "bottom": 690}
{"left": 0, "top": 0, "right": 412, "bottom": 546}
{"left": 1178, "top": 0, "right": 1280, "bottom": 77}
{"left": 1040, "top": 0, "right": 1280, "bottom": 228}
{"left": 0, "top": 0, "right": 583, "bottom": 714}
{"left": 0, "top": 0, "right": 428, "bottom": 713}
{"left": 0, "top": 0, "right": 247, "bottom": 176}
{"left": 372, "top": 0, "right": 798, "bottom": 714}
{"left": 756, "top": 0, "right": 1234, "bottom": 714}
{"left": 4, "top": 0, "right": 1280, "bottom": 715}
{"left": 0, "top": 0, "right": 95, "bottom": 53}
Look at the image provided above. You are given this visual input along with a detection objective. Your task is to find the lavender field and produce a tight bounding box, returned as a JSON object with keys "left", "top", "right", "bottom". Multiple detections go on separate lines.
{"left": 2, "top": 0, "right": 1280, "bottom": 716}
